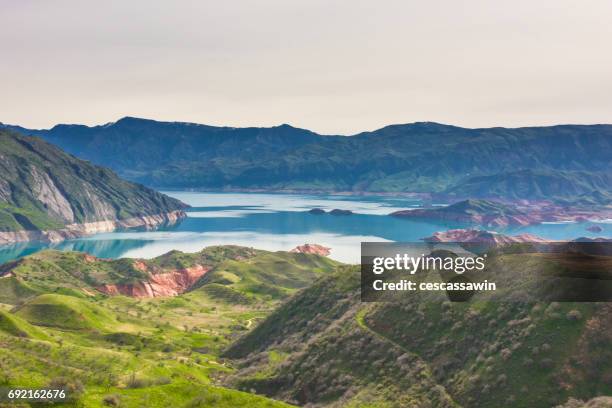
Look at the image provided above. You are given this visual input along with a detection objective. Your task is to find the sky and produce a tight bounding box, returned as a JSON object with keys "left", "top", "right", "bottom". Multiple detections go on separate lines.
{"left": 1, "top": 0, "right": 612, "bottom": 135}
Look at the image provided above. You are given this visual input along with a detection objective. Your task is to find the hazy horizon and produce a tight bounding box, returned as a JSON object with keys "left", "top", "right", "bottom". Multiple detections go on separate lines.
{"left": 2, "top": 0, "right": 612, "bottom": 134}
{"left": 5, "top": 115, "right": 612, "bottom": 137}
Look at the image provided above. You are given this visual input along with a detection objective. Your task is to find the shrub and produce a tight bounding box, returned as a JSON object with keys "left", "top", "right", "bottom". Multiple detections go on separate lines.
{"left": 48, "top": 376, "right": 84, "bottom": 400}
{"left": 554, "top": 397, "right": 584, "bottom": 408}
{"left": 566, "top": 310, "right": 583, "bottom": 321}
{"left": 103, "top": 394, "right": 121, "bottom": 406}
{"left": 126, "top": 374, "right": 171, "bottom": 389}
{"left": 540, "top": 358, "right": 554, "bottom": 369}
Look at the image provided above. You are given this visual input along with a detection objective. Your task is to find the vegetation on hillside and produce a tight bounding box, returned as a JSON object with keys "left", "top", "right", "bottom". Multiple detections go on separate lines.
{"left": 0, "top": 129, "right": 186, "bottom": 233}
{"left": 0, "top": 243, "right": 610, "bottom": 407}
{"left": 224, "top": 252, "right": 612, "bottom": 407}
{"left": 0, "top": 246, "right": 338, "bottom": 407}
{"left": 445, "top": 169, "right": 612, "bottom": 201}
{"left": 4, "top": 118, "right": 611, "bottom": 200}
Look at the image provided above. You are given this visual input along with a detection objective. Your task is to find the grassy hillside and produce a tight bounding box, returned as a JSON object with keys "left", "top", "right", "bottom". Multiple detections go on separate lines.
{"left": 0, "top": 309, "right": 49, "bottom": 339}
{"left": 0, "top": 244, "right": 609, "bottom": 406}
{"left": 0, "top": 246, "right": 338, "bottom": 407}
{"left": 445, "top": 169, "right": 612, "bottom": 201}
{"left": 224, "top": 252, "right": 612, "bottom": 407}
{"left": 0, "top": 246, "right": 338, "bottom": 305}
{"left": 0, "top": 129, "right": 186, "bottom": 233}
{"left": 224, "top": 266, "right": 460, "bottom": 407}
{"left": 14, "top": 293, "right": 119, "bottom": 331}
{"left": 195, "top": 251, "right": 340, "bottom": 302}
{"left": 4, "top": 119, "right": 611, "bottom": 199}
{"left": 556, "top": 190, "right": 612, "bottom": 208}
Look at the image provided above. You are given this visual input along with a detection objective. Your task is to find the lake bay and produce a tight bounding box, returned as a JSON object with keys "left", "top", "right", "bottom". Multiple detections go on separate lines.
{"left": 0, "top": 191, "right": 610, "bottom": 264}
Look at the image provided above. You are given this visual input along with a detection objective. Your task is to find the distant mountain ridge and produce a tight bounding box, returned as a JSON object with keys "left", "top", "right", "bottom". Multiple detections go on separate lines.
{"left": 0, "top": 129, "right": 187, "bottom": 244}
{"left": 2, "top": 117, "right": 611, "bottom": 200}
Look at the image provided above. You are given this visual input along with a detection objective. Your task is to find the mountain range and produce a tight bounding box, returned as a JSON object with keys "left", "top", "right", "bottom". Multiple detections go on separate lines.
{"left": 3, "top": 117, "right": 611, "bottom": 201}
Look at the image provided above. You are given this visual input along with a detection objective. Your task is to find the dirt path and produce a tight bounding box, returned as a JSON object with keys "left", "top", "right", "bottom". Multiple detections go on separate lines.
{"left": 355, "top": 305, "right": 463, "bottom": 408}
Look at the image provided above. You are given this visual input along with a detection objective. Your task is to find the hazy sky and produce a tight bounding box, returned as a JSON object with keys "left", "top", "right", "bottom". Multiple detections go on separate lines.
{"left": 2, "top": 0, "right": 612, "bottom": 134}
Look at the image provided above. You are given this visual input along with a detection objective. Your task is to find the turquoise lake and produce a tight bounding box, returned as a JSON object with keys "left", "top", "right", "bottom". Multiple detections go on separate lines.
{"left": 1, "top": 191, "right": 610, "bottom": 264}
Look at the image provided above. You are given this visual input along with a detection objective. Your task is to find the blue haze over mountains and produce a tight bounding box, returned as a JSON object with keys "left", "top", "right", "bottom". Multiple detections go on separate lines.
{"left": 2, "top": 117, "right": 611, "bottom": 203}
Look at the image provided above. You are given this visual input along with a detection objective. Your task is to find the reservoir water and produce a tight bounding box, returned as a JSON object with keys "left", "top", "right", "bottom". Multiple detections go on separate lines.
{"left": 0, "top": 192, "right": 610, "bottom": 264}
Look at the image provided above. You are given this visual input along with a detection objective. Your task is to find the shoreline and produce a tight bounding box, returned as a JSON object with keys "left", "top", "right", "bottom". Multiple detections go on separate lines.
{"left": 0, "top": 210, "right": 186, "bottom": 245}
{"left": 158, "top": 187, "right": 431, "bottom": 199}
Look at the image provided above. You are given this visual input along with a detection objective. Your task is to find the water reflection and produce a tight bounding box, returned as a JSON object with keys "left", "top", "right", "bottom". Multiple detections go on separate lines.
{"left": 0, "top": 192, "right": 610, "bottom": 264}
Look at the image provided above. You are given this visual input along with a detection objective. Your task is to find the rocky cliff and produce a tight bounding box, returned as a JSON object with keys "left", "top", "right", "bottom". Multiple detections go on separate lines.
{"left": 97, "top": 263, "right": 210, "bottom": 298}
{"left": 0, "top": 130, "right": 187, "bottom": 243}
{"left": 290, "top": 243, "right": 331, "bottom": 256}
{"left": 423, "top": 229, "right": 548, "bottom": 244}
{"left": 391, "top": 199, "right": 612, "bottom": 227}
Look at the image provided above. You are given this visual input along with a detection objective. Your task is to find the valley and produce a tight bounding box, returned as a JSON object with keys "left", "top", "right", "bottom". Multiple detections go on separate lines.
{"left": 224, "top": 252, "right": 612, "bottom": 407}
{"left": 1, "top": 241, "right": 611, "bottom": 407}
{"left": 2, "top": 1, "right": 611, "bottom": 406}
{"left": 0, "top": 246, "right": 338, "bottom": 407}
{"left": 0, "top": 121, "right": 609, "bottom": 407}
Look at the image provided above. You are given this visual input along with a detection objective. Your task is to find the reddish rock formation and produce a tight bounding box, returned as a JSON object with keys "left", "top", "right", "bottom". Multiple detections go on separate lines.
{"left": 83, "top": 254, "right": 98, "bottom": 263}
{"left": 391, "top": 199, "right": 612, "bottom": 228}
{"left": 97, "top": 264, "right": 209, "bottom": 298}
{"left": 424, "top": 229, "right": 548, "bottom": 244}
{"left": 290, "top": 244, "right": 331, "bottom": 257}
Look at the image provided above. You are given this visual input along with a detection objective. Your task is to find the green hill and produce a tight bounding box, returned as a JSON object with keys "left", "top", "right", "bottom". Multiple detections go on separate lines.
{"left": 224, "top": 266, "right": 459, "bottom": 407}
{"left": 1, "top": 243, "right": 609, "bottom": 407}
{"left": 556, "top": 190, "right": 612, "bottom": 208}
{"left": 14, "top": 293, "right": 119, "bottom": 331}
{"left": 445, "top": 169, "right": 612, "bottom": 201}
{"left": 0, "top": 275, "right": 40, "bottom": 304}
{"left": 0, "top": 309, "right": 49, "bottom": 339}
{"left": 0, "top": 245, "right": 340, "bottom": 407}
{"left": 195, "top": 251, "right": 339, "bottom": 302}
{"left": 0, "top": 246, "right": 339, "bottom": 306}
{"left": 0, "top": 129, "right": 186, "bottom": 236}
{"left": 224, "top": 252, "right": 612, "bottom": 407}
